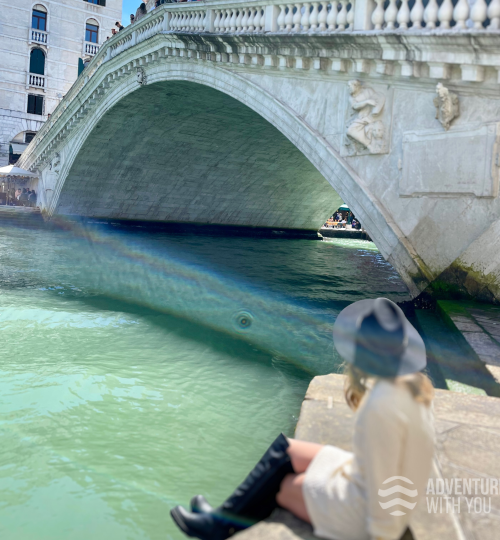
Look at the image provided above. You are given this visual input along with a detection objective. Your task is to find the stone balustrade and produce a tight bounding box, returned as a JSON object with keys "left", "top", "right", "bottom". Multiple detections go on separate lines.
{"left": 371, "top": 0, "right": 500, "bottom": 31}
{"left": 30, "top": 28, "right": 48, "bottom": 45}
{"left": 277, "top": 2, "right": 355, "bottom": 32}
{"left": 84, "top": 42, "right": 100, "bottom": 56}
{"left": 27, "top": 73, "right": 46, "bottom": 90}
{"left": 169, "top": 8, "right": 207, "bottom": 31}
{"left": 141, "top": 0, "right": 500, "bottom": 35}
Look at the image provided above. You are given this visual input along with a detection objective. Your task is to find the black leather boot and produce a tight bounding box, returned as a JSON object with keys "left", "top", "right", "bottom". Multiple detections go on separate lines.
{"left": 171, "top": 433, "right": 294, "bottom": 539}
{"left": 190, "top": 495, "right": 212, "bottom": 514}
{"left": 170, "top": 506, "right": 241, "bottom": 540}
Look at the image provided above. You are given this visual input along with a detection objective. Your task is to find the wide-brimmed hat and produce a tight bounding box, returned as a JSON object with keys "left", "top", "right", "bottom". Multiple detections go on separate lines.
{"left": 333, "top": 298, "right": 426, "bottom": 378}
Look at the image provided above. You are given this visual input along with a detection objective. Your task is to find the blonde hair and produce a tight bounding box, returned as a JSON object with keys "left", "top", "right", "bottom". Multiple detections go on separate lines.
{"left": 343, "top": 364, "right": 434, "bottom": 411}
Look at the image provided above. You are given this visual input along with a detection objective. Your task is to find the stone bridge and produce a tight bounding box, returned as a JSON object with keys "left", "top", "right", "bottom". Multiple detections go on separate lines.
{"left": 18, "top": 0, "right": 500, "bottom": 302}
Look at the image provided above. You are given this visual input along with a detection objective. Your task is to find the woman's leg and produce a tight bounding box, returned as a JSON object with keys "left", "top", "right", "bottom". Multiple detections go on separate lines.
{"left": 276, "top": 473, "right": 311, "bottom": 523}
{"left": 171, "top": 435, "right": 322, "bottom": 539}
{"left": 286, "top": 438, "right": 323, "bottom": 474}
{"left": 276, "top": 439, "right": 322, "bottom": 524}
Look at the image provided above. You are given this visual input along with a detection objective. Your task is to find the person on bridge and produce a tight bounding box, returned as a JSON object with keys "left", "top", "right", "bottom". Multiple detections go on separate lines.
{"left": 170, "top": 298, "right": 435, "bottom": 540}
{"left": 134, "top": 2, "right": 147, "bottom": 22}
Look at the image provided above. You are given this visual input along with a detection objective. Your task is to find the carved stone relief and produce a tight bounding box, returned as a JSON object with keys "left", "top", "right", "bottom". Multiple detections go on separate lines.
{"left": 341, "top": 80, "right": 392, "bottom": 157}
{"left": 43, "top": 152, "right": 63, "bottom": 208}
{"left": 49, "top": 152, "right": 61, "bottom": 175}
{"left": 433, "top": 83, "right": 459, "bottom": 131}
{"left": 136, "top": 67, "right": 147, "bottom": 86}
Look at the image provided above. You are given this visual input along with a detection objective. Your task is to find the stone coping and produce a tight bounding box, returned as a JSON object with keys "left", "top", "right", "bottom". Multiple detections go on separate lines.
{"left": 236, "top": 374, "right": 500, "bottom": 540}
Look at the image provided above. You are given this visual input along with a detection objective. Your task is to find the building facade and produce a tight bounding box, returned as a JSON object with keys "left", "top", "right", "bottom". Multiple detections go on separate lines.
{"left": 0, "top": 0, "right": 122, "bottom": 166}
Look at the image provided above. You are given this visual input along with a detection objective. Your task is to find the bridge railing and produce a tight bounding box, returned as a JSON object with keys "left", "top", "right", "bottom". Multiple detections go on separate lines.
{"left": 22, "top": 0, "right": 500, "bottom": 168}
{"left": 146, "top": 0, "right": 500, "bottom": 34}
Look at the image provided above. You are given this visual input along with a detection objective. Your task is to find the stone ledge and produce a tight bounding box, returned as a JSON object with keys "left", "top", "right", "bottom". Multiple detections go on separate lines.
{"left": 236, "top": 374, "right": 500, "bottom": 540}
{"left": 437, "top": 301, "right": 500, "bottom": 369}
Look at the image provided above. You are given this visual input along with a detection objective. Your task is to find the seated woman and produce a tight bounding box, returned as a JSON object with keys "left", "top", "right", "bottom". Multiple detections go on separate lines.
{"left": 171, "top": 298, "right": 435, "bottom": 540}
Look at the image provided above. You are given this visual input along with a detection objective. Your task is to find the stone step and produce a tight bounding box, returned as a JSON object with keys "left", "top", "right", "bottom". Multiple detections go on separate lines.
{"left": 236, "top": 374, "right": 500, "bottom": 540}
{"left": 0, "top": 207, "right": 44, "bottom": 226}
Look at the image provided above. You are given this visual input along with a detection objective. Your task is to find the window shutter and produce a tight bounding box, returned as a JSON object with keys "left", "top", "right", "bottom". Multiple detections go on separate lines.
{"left": 35, "top": 96, "right": 43, "bottom": 116}
{"left": 30, "top": 49, "right": 45, "bottom": 75}
{"left": 27, "top": 95, "right": 35, "bottom": 114}
{"left": 27, "top": 95, "right": 44, "bottom": 116}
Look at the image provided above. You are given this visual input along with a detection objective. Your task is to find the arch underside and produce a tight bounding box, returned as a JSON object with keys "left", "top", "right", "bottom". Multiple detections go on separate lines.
{"left": 57, "top": 81, "right": 343, "bottom": 231}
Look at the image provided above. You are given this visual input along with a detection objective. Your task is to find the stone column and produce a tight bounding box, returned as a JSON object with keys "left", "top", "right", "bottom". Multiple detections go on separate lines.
{"left": 205, "top": 9, "right": 216, "bottom": 32}
{"left": 265, "top": 5, "right": 280, "bottom": 32}
{"left": 353, "top": 0, "right": 376, "bottom": 30}
{"left": 162, "top": 13, "right": 171, "bottom": 31}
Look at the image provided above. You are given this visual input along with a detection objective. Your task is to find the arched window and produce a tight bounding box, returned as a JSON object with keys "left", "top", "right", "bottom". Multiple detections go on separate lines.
{"left": 29, "top": 48, "right": 45, "bottom": 75}
{"left": 85, "top": 20, "right": 99, "bottom": 43}
{"left": 32, "top": 5, "right": 47, "bottom": 31}
{"left": 84, "top": 0, "right": 106, "bottom": 5}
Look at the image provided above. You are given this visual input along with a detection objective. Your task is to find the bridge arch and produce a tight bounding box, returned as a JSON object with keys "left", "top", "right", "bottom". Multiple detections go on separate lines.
{"left": 43, "top": 62, "right": 429, "bottom": 296}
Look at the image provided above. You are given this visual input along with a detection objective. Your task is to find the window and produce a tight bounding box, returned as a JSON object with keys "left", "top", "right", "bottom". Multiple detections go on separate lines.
{"left": 9, "top": 147, "right": 21, "bottom": 165}
{"left": 32, "top": 8, "right": 47, "bottom": 31}
{"left": 27, "top": 94, "right": 44, "bottom": 115}
{"left": 84, "top": 0, "right": 106, "bottom": 6}
{"left": 29, "top": 48, "right": 45, "bottom": 75}
{"left": 25, "top": 132, "right": 36, "bottom": 143}
{"left": 86, "top": 22, "right": 99, "bottom": 43}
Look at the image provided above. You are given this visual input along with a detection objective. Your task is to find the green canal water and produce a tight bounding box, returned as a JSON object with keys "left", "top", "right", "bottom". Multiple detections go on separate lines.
{"left": 0, "top": 222, "right": 410, "bottom": 539}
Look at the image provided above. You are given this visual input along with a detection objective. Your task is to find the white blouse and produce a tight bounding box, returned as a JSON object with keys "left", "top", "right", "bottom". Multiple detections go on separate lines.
{"left": 302, "top": 379, "right": 435, "bottom": 540}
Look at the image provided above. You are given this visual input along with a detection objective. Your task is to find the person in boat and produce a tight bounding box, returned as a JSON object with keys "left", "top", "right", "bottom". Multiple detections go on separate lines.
{"left": 171, "top": 298, "right": 435, "bottom": 540}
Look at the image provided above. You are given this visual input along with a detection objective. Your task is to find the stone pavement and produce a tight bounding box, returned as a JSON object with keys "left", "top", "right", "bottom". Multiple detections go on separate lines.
{"left": 412, "top": 308, "right": 500, "bottom": 398}
{"left": 438, "top": 301, "right": 500, "bottom": 372}
{"left": 236, "top": 374, "right": 500, "bottom": 540}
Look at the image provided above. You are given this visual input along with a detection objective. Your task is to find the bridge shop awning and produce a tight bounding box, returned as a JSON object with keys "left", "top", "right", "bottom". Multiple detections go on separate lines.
{"left": 0, "top": 165, "right": 38, "bottom": 178}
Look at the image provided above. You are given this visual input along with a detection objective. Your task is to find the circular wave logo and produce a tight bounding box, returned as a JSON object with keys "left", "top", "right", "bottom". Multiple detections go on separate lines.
{"left": 378, "top": 476, "right": 418, "bottom": 516}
